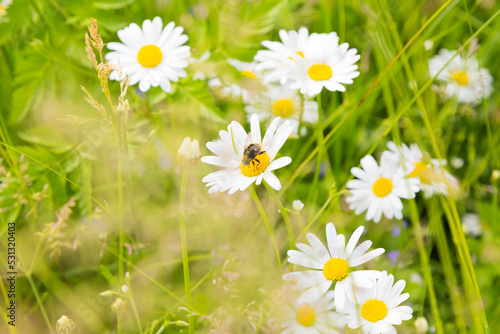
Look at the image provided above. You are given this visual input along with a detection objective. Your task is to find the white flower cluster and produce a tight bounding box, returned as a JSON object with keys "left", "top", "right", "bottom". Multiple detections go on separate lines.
{"left": 280, "top": 223, "right": 412, "bottom": 333}
{"left": 347, "top": 142, "right": 459, "bottom": 223}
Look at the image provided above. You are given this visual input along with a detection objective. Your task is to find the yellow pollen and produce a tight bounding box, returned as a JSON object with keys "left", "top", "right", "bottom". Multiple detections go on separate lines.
{"left": 240, "top": 151, "right": 270, "bottom": 177}
{"left": 323, "top": 257, "right": 349, "bottom": 281}
{"left": 272, "top": 98, "right": 295, "bottom": 118}
{"left": 241, "top": 70, "right": 258, "bottom": 79}
{"left": 361, "top": 299, "right": 388, "bottom": 322}
{"left": 137, "top": 44, "right": 163, "bottom": 68}
{"left": 372, "top": 177, "right": 393, "bottom": 197}
{"left": 408, "top": 161, "right": 428, "bottom": 177}
{"left": 296, "top": 305, "right": 316, "bottom": 327}
{"left": 451, "top": 71, "right": 469, "bottom": 86}
{"left": 308, "top": 64, "right": 332, "bottom": 81}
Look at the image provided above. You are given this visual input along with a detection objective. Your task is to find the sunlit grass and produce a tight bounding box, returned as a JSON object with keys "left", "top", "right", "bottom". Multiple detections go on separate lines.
{"left": 0, "top": 0, "right": 499, "bottom": 333}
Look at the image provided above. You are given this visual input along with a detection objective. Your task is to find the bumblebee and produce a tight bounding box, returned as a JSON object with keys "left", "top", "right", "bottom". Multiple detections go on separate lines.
{"left": 240, "top": 134, "right": 270, "bottom": 177}
{"left": 241, "top": 143, "right": 266, "bottom": 166}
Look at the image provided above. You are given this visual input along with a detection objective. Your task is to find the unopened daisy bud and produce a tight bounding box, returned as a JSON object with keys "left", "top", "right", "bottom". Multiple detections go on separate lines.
{"left": 424, "top": 40, "right": 434, "bottom": 51}
{"left": 292, "top": 200, "right": 304, "bottom": 211}
{"left": 171, "top": 320, "right": 189, "bottom": 327}
{"left": 56, "top": 315, "right": 76, "bottom": 334}
{"left": 125, "top": 271, "right": 130, "bottom": 284}
{"left": 100, "top": 290, "right": 114, "bottom": 297}
{"left": 492, "top": 169, "right": 500, "bottom": 182}
{"left": 415, "top": 316, "right": 429, "bottom": 333}
{"left": 451, "top": 157, "right": 464, "bottom": 169}
{"left": 178, "top": 137, "right": 201, "bottom": 164}
{"left": 111, "top": 297, "right": 127, "bottom": 313}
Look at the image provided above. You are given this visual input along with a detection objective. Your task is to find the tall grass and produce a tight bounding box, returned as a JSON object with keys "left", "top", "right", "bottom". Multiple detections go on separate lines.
{"left": 0, "top": 0, "right": 499, "bottom": 333}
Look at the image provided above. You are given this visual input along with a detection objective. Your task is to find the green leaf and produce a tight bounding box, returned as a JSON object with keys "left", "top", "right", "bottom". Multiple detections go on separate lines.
{"left": 69, "top": 158, "right": 92, "bottom": 217}
{"left": 17, "top": 125, "right": 73, "bottom": 151}
{"left": 99, "top": 265, "right": 118, "bottom": 287}
{"left": 92, "top": 0, "right": 135, "bottom": 10}
{"left": 10, "top": 41, "right": 50, "bottom": 124}
{"left": 173, "top": 79, "right": 226, "bottom": 123}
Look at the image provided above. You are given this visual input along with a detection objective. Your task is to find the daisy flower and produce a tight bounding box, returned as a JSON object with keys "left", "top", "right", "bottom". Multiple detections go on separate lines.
{"left": 346, "top": 155, "right": 420, "bottom": 223}
{"left": 283, "top": 223, "right": 384, "bottom": 310}
{"left": 254, "top": 27, "right": 311, "bottom": 84}
{"left": 245, "top": 84, "right": 318, "bottom": 135}
{"left": 342, "top": 271, "right": 413, "bottom": 334}
{"left": 227, "top": 59, "right": 263, "bottom": 103}
{"left": 380, "top": 141, "right": 427, "bottom": 178}
{"left": 106, "top": 17, "right": 191, "bottom": 93}
{"left": 285, "top": 33, "right": 360, "bottom": 96}
{"left": 0, "top": 0, "right": 12, "bottom": 19}
{"left": 461, "top": 213, "right": 482, "bottom": 237}
{"left": 201, "top": 114, "right": 293, "bottom": 194}
{"left": 419, "top": 159, "right": 459, "bottom": 198}
{"left": 292, "top": 200, "right": 304, "bottom": 211}
{"left": 279, "top": 287, "right": 344, "bottom": 334}
{"left": 429, "top": 49, "right": 493, "bottom": 104}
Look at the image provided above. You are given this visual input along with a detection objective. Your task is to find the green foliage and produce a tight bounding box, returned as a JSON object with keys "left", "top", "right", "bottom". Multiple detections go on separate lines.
{"left": 0, "top": 0, "right": 499, "bottom": 333}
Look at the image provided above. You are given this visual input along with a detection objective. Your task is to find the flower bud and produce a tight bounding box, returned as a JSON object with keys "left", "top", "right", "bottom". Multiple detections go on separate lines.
{"left": 178, "top": 137, "right": 201, "bottom": 164}
{"left": 56, "top": 315, "right": 76, "bottom": 334}
{"left": 111, "top": 298, "right": 127, "bottom": 313}
{"left": 415, "top": 316, "right": 429, "bottom": 334}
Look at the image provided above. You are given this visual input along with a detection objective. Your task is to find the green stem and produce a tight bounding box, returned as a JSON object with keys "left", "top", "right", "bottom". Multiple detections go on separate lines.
{"left": 248, "top": 186, "right": 281, "bottom": 272}
{"left": 408, "top": 200, "right": 443, "bottom": 334}
{"left": 264, "top": 183, "right": 294, "bottom": 249}
{"left": 129, "top": 293, "right": 143, "bottom": 334}
{"left": 307, "top": 93, "right": 324, "bottom": 206}
{"left": 26, "top": 274, "right": 54, "bottom": 333}
{"left": 179, "top": 169, "right": 194, "bottom": 334}
{"left": 116, "top": 116, "right": 125, "bottom": 280}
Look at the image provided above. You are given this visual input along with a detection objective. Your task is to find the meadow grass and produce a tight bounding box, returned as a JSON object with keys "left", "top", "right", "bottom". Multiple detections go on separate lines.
{"left": 0, "top": 0, "right": 499, "bottom": 333}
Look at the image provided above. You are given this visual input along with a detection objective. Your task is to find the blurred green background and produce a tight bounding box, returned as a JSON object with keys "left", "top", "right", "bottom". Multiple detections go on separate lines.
{"left": 0, "top": 0, "right": 499, "bottom": 333}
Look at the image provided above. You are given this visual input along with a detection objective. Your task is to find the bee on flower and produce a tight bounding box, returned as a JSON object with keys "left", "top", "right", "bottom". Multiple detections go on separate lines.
{"left": 283, "top": 223, "right": 384, "bottom": 310}
{"left": 255, "top": 28, "right": 360, "bottom": 96}
{"left": 106, "top": 17, "right": 191, "bottom": 93}
{"left": 245, "top": 84, "right": 318, "bottom": 136}
{"left": 428, "top": 49, "right": 493, "bottom": 104}
{"left": 341, "top": 271, "right": 413, "bottom": 334}
{"left": 201, "top": 114, "right": 293, "bottom": 194}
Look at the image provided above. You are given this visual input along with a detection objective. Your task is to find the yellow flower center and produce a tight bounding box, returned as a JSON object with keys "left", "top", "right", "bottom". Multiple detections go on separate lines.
{"left": 361, "top": 299, "right": 388, "bottom": 322}
{"left": 137, "top": 44, "right": 163, "bottom": 68}
{"left": 451, "top": 71, "right": 469, "bottom": 86}
{"left": 241, "top": 70, "right": 258, "bottom": 79}
{"left": 408, "top": 161, "right": 428, "bottom": 177}
{"left": 323, "top": 257, "right": 349, "bottom": 281}
{"left": 240, "top": 151, "right": 270, "bottom": 177}
{"left": 372, "top": 177, "right": 393, "bottom": 197}
{"left": 296, "top": 305, "right": 316, "bottom": 327}
{"left": 272, "top": 98, "right": 295, "bottom": 118}
{"left": 308, "top": 64, "right": 332, "bottom": 81}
